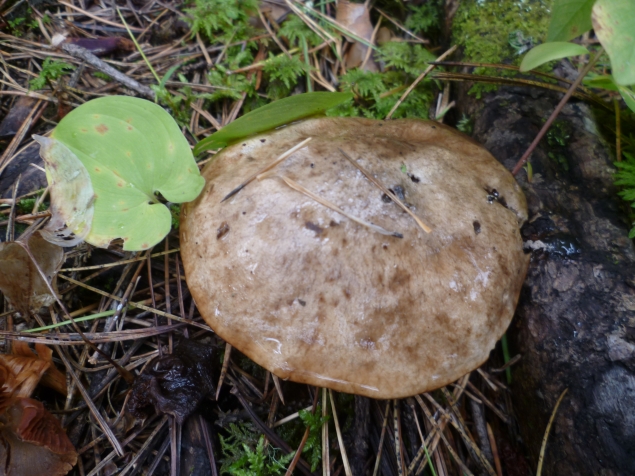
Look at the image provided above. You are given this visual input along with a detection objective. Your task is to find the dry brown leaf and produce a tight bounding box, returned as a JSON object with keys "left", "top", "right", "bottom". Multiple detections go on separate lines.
{"left": 336, "top": 0, "right": 378, "bottom": 71}
{"left": 0, "top": 397, "right": 77, "bottom": 476}
{"left": 0, "top": 231, "right": 64, "bottom": 319}
{"left": 0, "top": 343, "right": 67, "bottom": 398}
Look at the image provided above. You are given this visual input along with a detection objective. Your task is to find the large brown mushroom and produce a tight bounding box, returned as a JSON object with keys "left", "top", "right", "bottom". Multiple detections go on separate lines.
{"left": 181, "top": 118, "right": 529, "bottom": 399}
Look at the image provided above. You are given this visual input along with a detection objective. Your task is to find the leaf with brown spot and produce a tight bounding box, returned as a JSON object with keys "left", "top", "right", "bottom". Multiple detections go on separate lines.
{"left": 0, "top": 231, "right": 64, "bottom": 319}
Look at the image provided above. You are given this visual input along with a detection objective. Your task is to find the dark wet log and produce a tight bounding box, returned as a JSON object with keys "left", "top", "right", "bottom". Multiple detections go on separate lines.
{"left": 461, "top": 80, "right": 635, "bottom": 475}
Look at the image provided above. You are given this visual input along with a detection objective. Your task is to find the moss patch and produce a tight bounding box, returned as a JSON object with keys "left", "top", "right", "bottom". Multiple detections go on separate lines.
{"left": 453, "top": 0, "right": 553, "bottom": 97}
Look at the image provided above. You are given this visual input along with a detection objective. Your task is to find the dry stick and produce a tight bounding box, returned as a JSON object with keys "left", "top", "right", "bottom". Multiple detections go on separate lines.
{"left": 58, "top": 274, "right": 213, "bottom": 331}
{"left": 511, "top": 48, "right": 604, "bottom": 176}
{"left": 428, "top": 390, "right": 496, "bottom": 476}
{"left": 536, "top": 388, "right": 569, "bottom": 476}
{"left": 393, "top": 400, "right": 404, "bottom": 476}
{"left": 221, "top": 137, "right": 313, "bottom": 201}
{"left": 56, "top": 345, "right": 124, "bottom": 455}
{"left": 375, "top": 8, "right": 429, "bottom": 44}
{"left": 322, "top": 387, "right": 331, "bottom": 476}
{"left": 466, "top": 381, "right": 509, "bottom": 424}
{"left": 16, "top": 243, "right": 135, "bottom": 381}
{"left": 117, "top": 416, "right": 170, "bottom": 476}
{"left": 59, "top": 42, "right": 155, "bottom": 99}
{"left": 0, "top": 99, "right": 45, "bottom": 179}
{"left": 417, "top": 398, "right": 475, "bottom": 476}
{"left": 385, "top": 45, "right": 457, "bottom": 120}
{"left": 276, "top": 175, "right": 404, "bottom": 238}
{"left": 329, "top": 389, "right": 353, "bottom": 476}
{"left": 63, "top": 248, "right": 179, "bottom": 271}
{"left": 200, "top": 414, "right": 219, "bottom": 476}
{"left": 339, "top": 149, "right": 432, "bottom": 233}
{"left": 409, "top": 375, "right": 470, "bottom": 475}
{"left": 215, "top": 342, "right": 232, "bottom": 400}
{"left": 486, "top": 423, "right": 503, "bottom": 476}
{"left": 272, "top": 374, "right": 286, "bottom": 405}
{"left": 372, "top": 401, "right": 391, "bottom": 476}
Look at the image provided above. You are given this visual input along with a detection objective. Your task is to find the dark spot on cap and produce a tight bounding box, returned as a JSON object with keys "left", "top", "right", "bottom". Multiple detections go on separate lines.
{"left": 473, "top": 221, "right": 481, "bottom": 234}
{"left": 217, "top": 222, "right": 230, "bottom": 239}
{"left": 305, "top": 221, "right": 324, "bottom": 235}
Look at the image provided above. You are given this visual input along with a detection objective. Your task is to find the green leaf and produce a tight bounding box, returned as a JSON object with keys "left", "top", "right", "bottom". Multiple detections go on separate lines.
{"left": 592, "top": 0, "right": 635, "bottom": 86}
{"left": 583, "top": 73, "right": 619, "bottom": 91}
{"left": 618, "top": 85, "right": 635, "bottom": 114}
{"left": 519, "top": 42, "right": 588, "bottom": 72}
{"left": 194, "top": 92, "right": 353, "bottom": 154}
{"left": 49, "top": 96, "right": 204, "bottom": 251}
{"left": 547, "top": 0, "right": 594, "bottom": 42}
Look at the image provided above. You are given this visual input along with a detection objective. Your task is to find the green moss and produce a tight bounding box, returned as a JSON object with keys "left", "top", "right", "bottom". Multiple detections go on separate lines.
{"left": 452, "top": 0, "right": 552, "bottom": 97}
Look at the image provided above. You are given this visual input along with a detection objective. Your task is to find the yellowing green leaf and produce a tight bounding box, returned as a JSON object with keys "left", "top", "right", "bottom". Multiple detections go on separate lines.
{"left": 547, "top": 0, "right": 594, "bottom": 42}
{"left": 33, "top": 135, "right": 95, "bottom": 246}
{"left": 520, "top": 42, "right": 588, "bottom": 72}
{"left": 592, "top": 0, "right": 635, "bottom": 86}
{"left": 50, "top": 96, "right": 204, "bottom": 251}
{"left": 194, "top": 92, "right": 353, "bottom": 154}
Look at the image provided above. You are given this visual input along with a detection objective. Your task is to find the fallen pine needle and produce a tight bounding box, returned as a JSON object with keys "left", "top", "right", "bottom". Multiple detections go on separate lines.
{"left": 221, "top": 137, "right": 312, "bottom": 202}
{"left": 339, "top": 148, "right": 431, "bottom": 233}
{"left": 537, "top": 388, "right": 568, "bottom": 476}
{"left": 272, "top": 174, "right": 403, "bottom": 238}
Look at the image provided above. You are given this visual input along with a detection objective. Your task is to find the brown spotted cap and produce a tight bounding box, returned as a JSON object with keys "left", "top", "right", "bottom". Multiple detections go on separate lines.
{"left": 181, "top": 118, "right": 529, "bottom": 398}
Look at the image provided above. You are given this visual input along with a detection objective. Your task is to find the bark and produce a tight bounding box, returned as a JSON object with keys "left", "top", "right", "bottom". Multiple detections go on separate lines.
{"left": 461, "top": 80, "right": 635, "bottom": 475}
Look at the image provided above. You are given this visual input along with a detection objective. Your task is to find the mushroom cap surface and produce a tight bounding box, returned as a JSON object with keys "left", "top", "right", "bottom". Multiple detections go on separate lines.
{"left": 181, "top": 118, "right": 529, "bottom": 399}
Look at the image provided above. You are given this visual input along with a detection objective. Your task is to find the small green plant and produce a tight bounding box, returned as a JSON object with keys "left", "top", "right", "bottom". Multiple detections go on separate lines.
{"left": 614, "top": 151, "right": 635, "bottom": 238}
{"left": 92, "top": 71, "right": 112, "bottom": 81}
{"left": 332, "top": 43, "right": 437, "bottom": 120}
{"left": 30, "top": 58, "right": 75, "bottom": 90}
{"left": 220, "top": 423, "right": 294, "bottom": 475}
{"left": 456, "top": 114, "right": 473, "bottom": 135}
{"left": 263, "top": 53, "right": 312, "bottom": 100}
{"left": 405, "top": 0, "right": 443, "bottom": 36}
{"left": 298, "top": 406, "right": 330, "bottom": 472}
{"left": 185, "top": 0, "right": 258, "bottom": 43}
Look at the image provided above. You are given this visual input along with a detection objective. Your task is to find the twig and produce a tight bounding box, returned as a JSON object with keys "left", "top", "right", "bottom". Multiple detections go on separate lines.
{"left": 385, "top": 45, "right": 457, "bottom": 120}
{"left": 59, "top": 42, "right": 155, "bottom": 99}
{"left": 511, "top": 48, "right": 604, "bottom": 175}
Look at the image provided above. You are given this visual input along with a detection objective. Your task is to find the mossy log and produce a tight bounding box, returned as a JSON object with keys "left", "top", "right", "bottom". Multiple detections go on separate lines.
{"left": 461, "top": 79, "right": 635, "bottom": 475}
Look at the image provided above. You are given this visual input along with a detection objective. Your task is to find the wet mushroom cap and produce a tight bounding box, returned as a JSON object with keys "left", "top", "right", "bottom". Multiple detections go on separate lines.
{"left": 181, "top": 118, "right": 529, "bottom": 399}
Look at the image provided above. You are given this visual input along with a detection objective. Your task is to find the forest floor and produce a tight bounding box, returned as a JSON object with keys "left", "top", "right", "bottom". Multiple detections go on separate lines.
{"left": 0, "top": 1, "right": 560, "bottom": 475}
